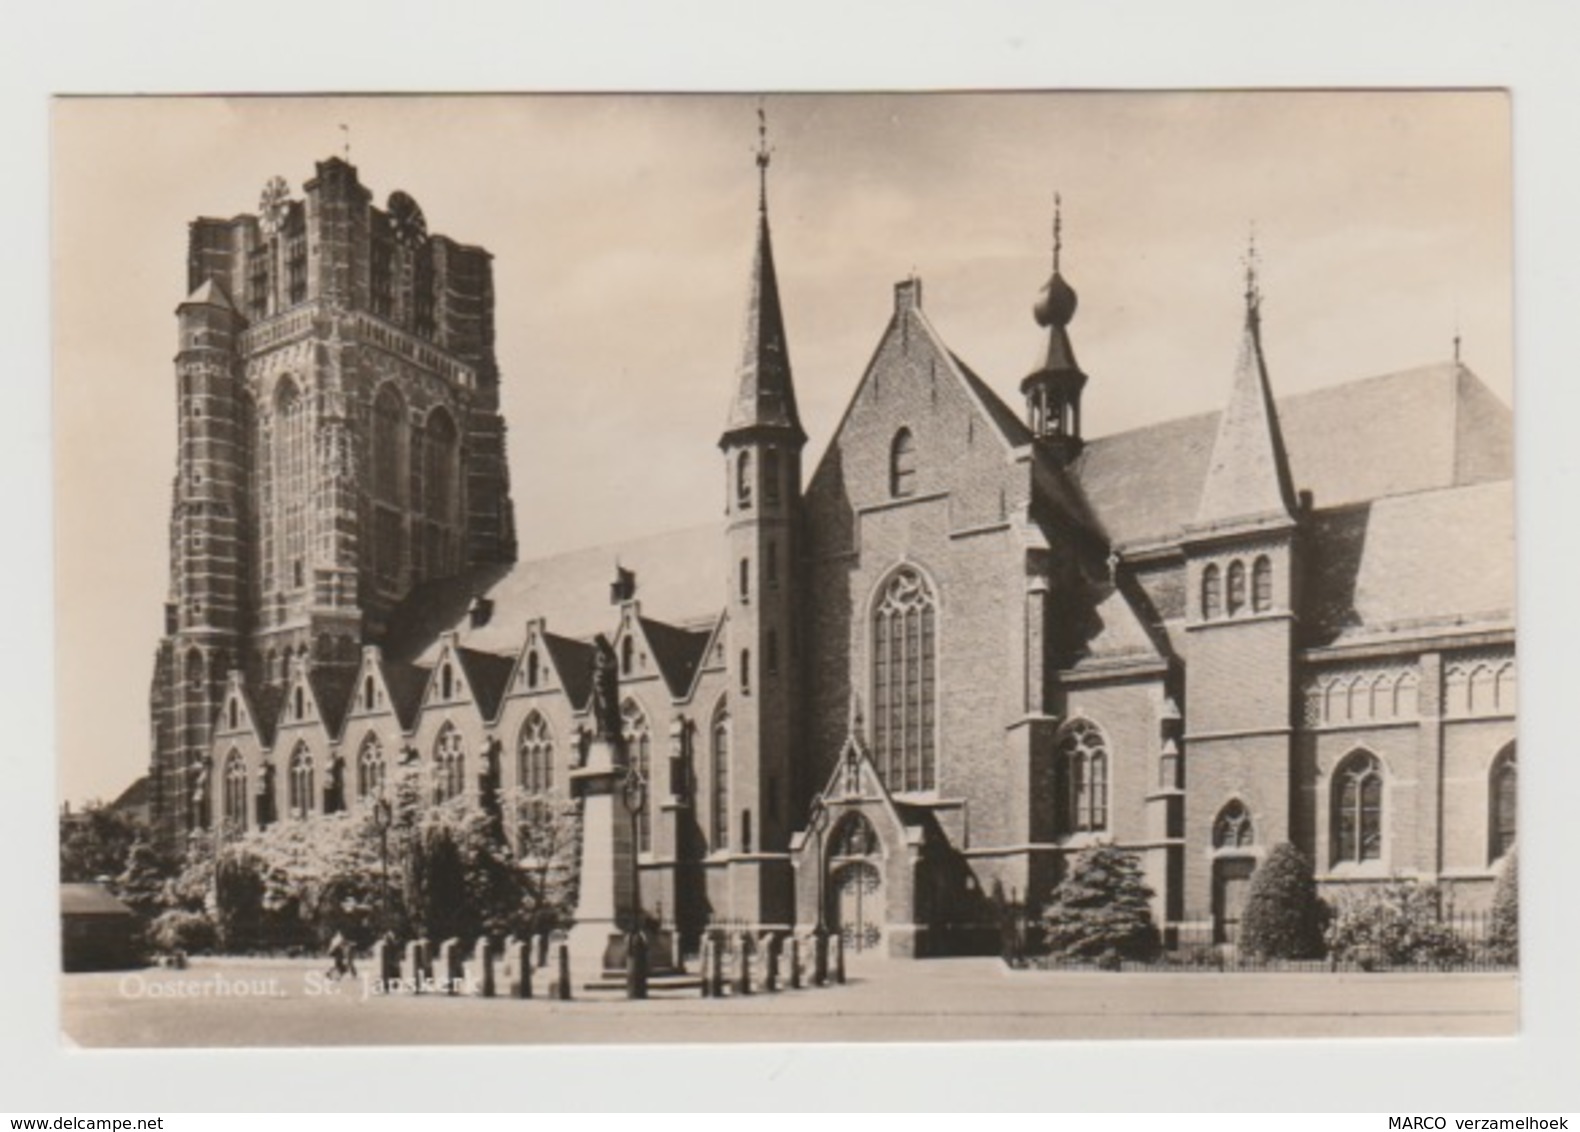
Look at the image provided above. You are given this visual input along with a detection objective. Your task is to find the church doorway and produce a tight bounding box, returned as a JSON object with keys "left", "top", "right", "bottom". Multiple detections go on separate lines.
{"left": 1212, "top": 857, "right": 1255, "bottom": 945}
{"left": 827, "top": 812, "right": 885, "bottom": 953}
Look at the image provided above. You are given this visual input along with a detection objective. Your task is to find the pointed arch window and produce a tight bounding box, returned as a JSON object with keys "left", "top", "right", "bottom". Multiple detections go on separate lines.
{"left": 1489, "top": 743, "right": 1516, "bottom": 862}
{"left": 433, "top": 723, "right": 466, "bottom": 803}
{"left": 1056, "top": 718, "right": 1110, "bottom": 833}
{"left": 273, "top": 377, "right": 310, "bottom": 596}
{"left": 227, "top": 698, "right": 239, "bottom": 731}
{"left": 288, "top": 743, "right": 314, "bottom": 818}
{"left": 1252, "top": 555, "right": 1273, "bottom": 613}
{"left": 223, "top": 750, "right": 248, "bottom": 829}
{"left": 1333, "top": 750, "right": 1383, "bottom": 864}
{"left": 736, "top": 451, "right": 753, "bottom": 510}
{"left": 710, "top": 700, "right": 730, "bottom": 852}
{"left": 763, "top": 447, "right": 781, "bottom": 506}
{"left": 1213, "top": 801, "right": 1254, "bottom": 849}
{"left": 622, "top": 700, "right": 652, "bottom": 853}
{"left": 890, "top": 428, "right": 917, "bottom": 498}
{"left": 421, "top": 408, "right": 459, "bottom": 574}
{"left": 372, "top": 385, "right": 406, "bottom": 584}
{"left": 1226, "top": 559, "right": 1247, "bottom": 616}
{"left": 872, "top": 566, "right": 937, "bottom": 792}
{"left": 356, "top": 733, "right": 385, "bottom": 801}
{"left": 518, "top": 712, "right": 554, "bottom": 796}
{"left": 1202, "top": 563, "right": 1222, "bottom": 621}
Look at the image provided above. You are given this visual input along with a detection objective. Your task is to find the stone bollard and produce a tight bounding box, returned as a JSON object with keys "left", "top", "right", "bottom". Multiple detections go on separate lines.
{"left": 504, "top": 938, "right": 533, "bottom": 999}
{"left": 438, "top": 938, "right": 464, "bottom": 995}
{"left": 732, "top": 931, "right": 754, "bottom": 996}
{"left": 472, "top": 937, "right": 496, "bottom": 998}
{"left": 698, "top": 939, "right": 714, "bottom": 997}
{"left": 370, "top": 938, "right": 394, "bottom": 992}
{"left": 404, "top": 939, "right": 430, "bottom": 994}
{"left": 833, "top": 930, "right": 847, "bottom": 985}
{"left": 813, "top": 929, "right": 830, "bottom": 986}
{"left": 788, "top": 935, "right": 803, "bottom": 989}
{"left": 764, "top": 935, "right": 780, "bottom": 992}
{"left": 708, "top": 935, "right": 727, "bottom": 998}
{"left": 626, "top": 931, "right": 649, "bottom": 1000}
{"left": 554, "top": 941, "right": 572, "bottom": 1001}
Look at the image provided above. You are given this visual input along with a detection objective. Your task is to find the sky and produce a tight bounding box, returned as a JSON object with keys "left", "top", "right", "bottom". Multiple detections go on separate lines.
{"left": 52, "top": 91, "right": 1512, "bottom": 807}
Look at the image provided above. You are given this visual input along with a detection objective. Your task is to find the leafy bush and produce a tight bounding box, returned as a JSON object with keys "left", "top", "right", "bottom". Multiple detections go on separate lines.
{"left": 148, "top": 909, "right": 217, "bottom": 954}
{"left": 1488, "top": 847, "right": 1518, "bottom": 965}
{"left": 1325, "top": 880, "right": 1468, "bottom": 967}
{"left": 1041, "top": 844, "right": 1160, "bottom": 964}
{"left": 1238, "top": 843, "right": 1326, "bottom": 960}
{"left": 113, "top": 836, "right": 179, "bottom": 920}
{"left": 60, "top": 803, "right": 144, "bottom": 883}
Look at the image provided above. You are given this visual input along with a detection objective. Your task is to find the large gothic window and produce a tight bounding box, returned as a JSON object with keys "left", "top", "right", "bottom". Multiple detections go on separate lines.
{"left": 1057, "top": 718, "right": 1109, "bottom": 833}
{"left": 622, "top": 700, "right": 652, "bottom": 853}
{"left": 288, "top": 743, "right": 314, "bottom": 818}
{"left": 1489, "top": 743, "right": 1516, "bottom": 862}
{"left": 421, "top": 408, "right": 459, "bottom": 575}
{"left": 372, "top": 385, "right": 406, "bottom": 585}
{"left": 872, "top": 567, "right": 937, "bottom": 793}
{"left": 356, "top": 733, "right": 385, "bottom": 801}
{"left": 223, "top": 750, "right": 248, "bottom": 829}
{"left": 1333, "top": 750, "right": 1383, "bottom": 865}
{"left": 274, "top": 378, "right": 310, "bottom": 596}
{"left": 433, "top": 723, "right": 466, "bottom": 804}
{"left": 518, "top": 712, "right": 554, "bottom": 795}
{"left": 890, "top": 428, "right": 917, "bottom": 498}
{"left": 710, "top": 700, "right": 730, "bottom": 852}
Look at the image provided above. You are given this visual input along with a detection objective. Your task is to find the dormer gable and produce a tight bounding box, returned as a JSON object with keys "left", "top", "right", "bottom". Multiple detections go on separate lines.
{"left": 421, "top": 631, "right": 513, "bottom": 723}
{"left": 274, "top": 656, "right": 335, "bottom": 742}
{"left": 214, "top": 672, "right": 264, "bottom": 743}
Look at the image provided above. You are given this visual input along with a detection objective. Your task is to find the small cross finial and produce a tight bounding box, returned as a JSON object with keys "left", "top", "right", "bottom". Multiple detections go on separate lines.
{"left": 1453, "top": 303, "right": 1462, "bottom": 365}
{"left": 754, "top": 103, "right": 772, "bottom": 212}
{"left": 339, "top": 123, "right": 350, "bottom": 162}
{"left": 1053, "top": 191, "right": 1063, "bottom": 273}
{"left": 1242, "top": 222, "right": 1261, "bottom": 316}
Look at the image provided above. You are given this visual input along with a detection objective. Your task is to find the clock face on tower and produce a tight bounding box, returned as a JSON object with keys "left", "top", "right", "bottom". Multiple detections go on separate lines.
{"left": 258, "top": 175, "right": 291, "bottom": 238}
{"left": 387, "top": 191, "right": 427, "bottom": 249}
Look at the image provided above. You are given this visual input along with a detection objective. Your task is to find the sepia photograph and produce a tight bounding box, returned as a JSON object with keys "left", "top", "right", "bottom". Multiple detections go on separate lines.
{"left": 52, "top": 90, "right": 1518, "bottom": 1050}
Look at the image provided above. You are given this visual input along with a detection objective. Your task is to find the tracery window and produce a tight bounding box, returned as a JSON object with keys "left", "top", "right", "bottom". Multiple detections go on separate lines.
{"left": 711, "top": 701, "right": 730, "bottom": 852}
{"left": 872, "top": 567, "right": 937, "bottom": 792}
{"left": 372, "top": 386, "right": 406, "bottom": 584}
{"left": 1333, "top": 750, "right": 1383, "bottom": 865}
{"left": 223, "top": 750, "right": 248, "bottom": 829}
{"left": 433, "top": 723, "right": 466, "bottom": 804}
{"left": 288, "top": 743, "right": 314, "bottom": 818}
{"left": 274, "top": 378, "right": 310, "bottom": 595}
{"left": 622, "top": 700, "right": 652, "bottom": 853}
{"left": 1226, "top": 559, "right": 1247, "bottom": 616}
{"left": 1252, "top": 555, "right": 1273, "bottom": 613}
{"left": 890, "top": 428, "right": 917, "bottom": 498}
{"left": 421, "top": 408, "right": 459, "bottom": 574}
{"left": 1213, "top": 801, "right": 1254, "bottom": 849}
{"left": 518, "top": 712, "right": 554, "bottom": 827}
{"left": 1202, "top": 563, "right": 1222, "bottom": 620}
{"left": 1489, "top": 743, "right": 1517, "bottom": 862}
{"left": 356, "top": 733, "right": 385, "bottom": 801}
{"left": 1056, "top": 718, "right": 1109, "bottom": 833}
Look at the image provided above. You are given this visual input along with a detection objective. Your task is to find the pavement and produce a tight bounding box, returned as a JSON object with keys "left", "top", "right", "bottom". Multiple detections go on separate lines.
{"left": 59, "top": 955, "right": 1519, "bottom": 1048}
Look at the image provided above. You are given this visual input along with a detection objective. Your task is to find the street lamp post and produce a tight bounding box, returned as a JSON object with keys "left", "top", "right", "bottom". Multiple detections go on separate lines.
{"left": 373, "top": 792, "right": 393, "bottom": 938}
{"left": 808, "top": 795, "right": 830, "bottom": 986}
{"left": 621, "top": 765, "right": 649, "bottom": 999}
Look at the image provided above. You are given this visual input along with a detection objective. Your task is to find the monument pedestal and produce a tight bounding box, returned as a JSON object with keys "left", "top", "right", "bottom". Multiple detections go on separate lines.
{"left": 564, "top": 736, "right": 638, "bottom": 980}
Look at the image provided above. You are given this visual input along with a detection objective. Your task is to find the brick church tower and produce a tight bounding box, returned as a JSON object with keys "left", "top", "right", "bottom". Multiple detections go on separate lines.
{"left": 149, "top": 158, "right": 517, "bottom": 849}
{"left": 716, "top": 117, "right": 807, "bottom": 928}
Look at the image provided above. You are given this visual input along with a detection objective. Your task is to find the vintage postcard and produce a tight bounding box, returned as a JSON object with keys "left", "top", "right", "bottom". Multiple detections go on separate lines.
{"left": 53, "top": 91, "right": 1516, "bottom": 1047}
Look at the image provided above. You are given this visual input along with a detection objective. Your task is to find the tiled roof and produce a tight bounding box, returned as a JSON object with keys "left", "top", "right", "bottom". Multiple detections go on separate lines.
{"left": 1192, "top": 312, "right": 1298, "bottom": 528}
{"left": 251, "top": 683, "right": 285, "bottom": 748}
{"left": 1302, "top": 479, "right": 1514, "bottom": 648}
{"left": 110, "top": 775, "right": 153, "bottom": 813}
{"left": 60, "top": 883, "right": 135, "bottom": 918}
{"left": 724, "top": 209, "right": 803, "bottom": 440}
{"left": 381, "top": 661, "right": 432, "bottom": 732}
{"left": 455, "top": 647, "right": 514, "bottom": 721}
{"left": 1075, "top": 363, "right": 1511, "bottom": 550}
{"left": 542, "top": 633, "right": 595, "bottom": 710}
{"left": 639, "top": 616, "right": 714, "bottom": 699}
{"left": 951, "top": 351, "right": 1034, "bottom": 447}
{"left": 307, "top": 667, "right": 357, "bottom": 740}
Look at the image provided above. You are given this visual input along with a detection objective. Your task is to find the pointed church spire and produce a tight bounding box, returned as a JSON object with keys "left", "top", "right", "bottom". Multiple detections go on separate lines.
{"left": 722, "top": 105, "right": 804, "bottom": 445}
{"left": 1193, "top": 234, "right": 1299, "bottom": 529}
{"left": 1021, "top": 191, "right": 1088, "bottom": 461}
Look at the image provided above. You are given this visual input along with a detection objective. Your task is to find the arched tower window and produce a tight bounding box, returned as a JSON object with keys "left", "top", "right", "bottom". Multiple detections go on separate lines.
{"left": 372, "top": 385, "right": 406, "bottom": 584}
{"left": 1056, "top": 718, "right": 1110, "bottom": 833}
{"left": 356, "top": 733, "right": 384, "bottom": 801}
{"left": 710, "top": 699, "right": 730, "bottom": 852}
{"left": 1226, "top": 559, "right": 1247, "bottom": 616}
{"left": 433, "top": 723, "right": 466, "bottom": 803}
{"left": 1333, "top": 750, "right": 1383, "bottom": 865}
{"left": 1213, "top": 800, "right": 1254, "bottom": 849}
{"left": 223, "top": 750, "right": 248, "bottom": 829}
{"left": 872, "top": 566, "right": 937, "bottom": 792}
{"left": 421, "top": 407, "right": 459, "bottom": 575}
{"left": 274, "top": 377, "right": 310, "bottom": 595}
{"left": 736, "top": 450, "right": 753, "bottom": 510}
{"left": 186, "top": 647, "right": 204, "bottom": 690}
{"left": 1489, "top": 742, "right": 1516, "bottom": 862}
{"left": 288, "top": 743, "right": 314, "bottom": 818}
{"left": 1252, "top": 555, "right": 1273, "bottom": 613}
{"left": 622, "top": 700, "right": 652, "bottom": 854}
{"left": 740, "top": 648, "right": 751, "bottom": 696}
{"left": 1201, "top": 563, "right": 1222, "bottom": 621}
{"left": 890, "top": 428, "right": 917, "bottom": 498}
{"left": 739, "top": 557, "right": 750, "bottom": 603}
{"left": 763, "top": 447, "right": 781, "bottom": 506}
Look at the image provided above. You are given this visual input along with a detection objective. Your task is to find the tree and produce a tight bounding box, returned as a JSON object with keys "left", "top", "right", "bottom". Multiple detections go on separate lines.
{"left": 1041, "top": 844, "right": 1160, "bottom": 964}
{"left": 1487, "top": 847, "right": 1518, "bottom": 965}
{"left": 1325, "top": 880, "right": 1468, "bottom": 967}
{"left": 60, "top": 803, "right": 143, "bottom": 883}
{"left": 114, "top": 835, "right": 178, "bottom": 921}
{"left": 510, "top": 789, "right": 583, "bottom": 937}
{"left": 1238, "top": 842, "right": 1325, "bottom": 960}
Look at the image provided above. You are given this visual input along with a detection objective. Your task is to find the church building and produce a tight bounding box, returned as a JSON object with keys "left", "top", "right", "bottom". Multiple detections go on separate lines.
{"left": 158, "top": 140, "right": 1515, "bottom": 957}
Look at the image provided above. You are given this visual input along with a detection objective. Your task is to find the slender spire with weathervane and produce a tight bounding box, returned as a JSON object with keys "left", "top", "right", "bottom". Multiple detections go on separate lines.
{"left": 1021, "top": 190, "right": 1088, "bottom": 462}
